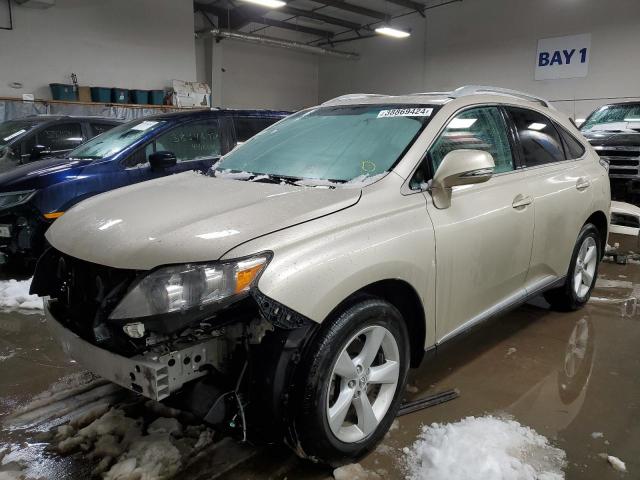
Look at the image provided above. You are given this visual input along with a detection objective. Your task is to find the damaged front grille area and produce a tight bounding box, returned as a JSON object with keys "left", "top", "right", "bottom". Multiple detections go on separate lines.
{"left": 32, "top": 247, "right": 140, "bottom": 352}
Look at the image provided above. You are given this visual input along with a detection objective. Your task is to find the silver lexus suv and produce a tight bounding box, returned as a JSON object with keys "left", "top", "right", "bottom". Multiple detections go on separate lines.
{"left": 32, "top": 86, "right": 610, "bottom": 463}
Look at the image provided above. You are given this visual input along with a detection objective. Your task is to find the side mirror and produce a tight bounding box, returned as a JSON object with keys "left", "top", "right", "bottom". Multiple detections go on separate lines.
{"left": 431, "top": 149, "right": 495, "bottom": 209}
{"left": 149, "top": 151, "right": 177, "bottom": 171}
{"left": 30, "top": 145, "right": 51, "bottom": 161}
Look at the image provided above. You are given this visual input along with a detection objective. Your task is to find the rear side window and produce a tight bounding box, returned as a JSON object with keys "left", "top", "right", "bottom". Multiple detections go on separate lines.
{"left": 557, "top": 126, "right": 586, "bottom": 159}
{"left": 234, "top": 116, "right": 279, "bottom": 143}
{"left": 429, "top": 106, "right": 515, "bottom": 174}
{"left": 507, "top": 107, "right": 565, "bottom": 167}
{"left": 37, "top": 123, "right": 84, "bottom": 151}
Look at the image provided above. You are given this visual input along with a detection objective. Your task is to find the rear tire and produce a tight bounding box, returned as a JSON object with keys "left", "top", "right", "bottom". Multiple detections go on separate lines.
{"left": 544, "top": 223, "right": 601, "bottom": 311}
{"left": 292, "top": 297, "right": 409, "bottom": 465}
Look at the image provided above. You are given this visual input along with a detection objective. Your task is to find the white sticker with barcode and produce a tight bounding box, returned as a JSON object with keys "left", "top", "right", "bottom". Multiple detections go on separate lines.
{"left": 131, "top": 121, "right": 159, "bottom": 131}
{"left": 377, "top": 108, "right": 433, "bottom": 118}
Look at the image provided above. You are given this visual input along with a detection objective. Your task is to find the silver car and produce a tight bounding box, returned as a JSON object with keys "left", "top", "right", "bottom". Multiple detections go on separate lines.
{"left": 32, "top": 86, "right": 611, "bottom": 463}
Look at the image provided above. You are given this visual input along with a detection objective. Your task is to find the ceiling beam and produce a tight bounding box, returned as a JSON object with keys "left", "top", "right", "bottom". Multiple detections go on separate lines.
{"left": 311, "top": 1, "right": 387, "bottom": 21}
{"left": 195, "top": 3, "right": 335, "bottom": 38}
{"left": 280, "top": 5, "right": 363, "bottom": 31}
{"left": 385, "top": 0, "right": 427, "bottom": 16}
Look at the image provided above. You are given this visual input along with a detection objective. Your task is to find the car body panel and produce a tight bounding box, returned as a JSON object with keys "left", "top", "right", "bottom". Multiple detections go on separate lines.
{"left": 609, "top": 201, "right": 640, "bottom": 254}
{"left": 45, "top": 171, "right": 362, "bottom": 270}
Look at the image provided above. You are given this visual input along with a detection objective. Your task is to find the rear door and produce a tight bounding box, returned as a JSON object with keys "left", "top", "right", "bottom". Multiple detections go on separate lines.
{"left": 422, "top": 105, "right": 535, "bottom": 342}
{"left": 505, "top": 107, "right": 593, "bottom": 290}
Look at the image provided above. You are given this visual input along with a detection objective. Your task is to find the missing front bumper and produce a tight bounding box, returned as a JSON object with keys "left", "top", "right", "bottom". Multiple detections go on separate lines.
{"left": 45, "top": 300, "right": 226, "bottom": 401}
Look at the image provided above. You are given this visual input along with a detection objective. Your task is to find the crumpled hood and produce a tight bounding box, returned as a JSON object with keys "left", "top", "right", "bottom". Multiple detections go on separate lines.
{"left": 0, "top": 157, "right": 91, "bottom": 192}
{"left": 46, "top": 171, "right": 361, "bottom": 269}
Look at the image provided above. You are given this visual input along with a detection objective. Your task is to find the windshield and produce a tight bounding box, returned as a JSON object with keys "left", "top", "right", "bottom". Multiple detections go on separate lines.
{"left": 581, "top": 104, "right": 640, "bottom": 131}
{"left": 68, "top": 119, "right": 166, "bottom": 159}
{"left": 216, "top": 105, "right": 436, "bottom": 182}
{"left": 0, "top": 119, "right": 39, "bottom": 147}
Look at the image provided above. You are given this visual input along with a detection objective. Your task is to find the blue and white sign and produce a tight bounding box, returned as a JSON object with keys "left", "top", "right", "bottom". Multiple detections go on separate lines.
{"left": 535, "top": 33, "right": 591, "bottom": 80}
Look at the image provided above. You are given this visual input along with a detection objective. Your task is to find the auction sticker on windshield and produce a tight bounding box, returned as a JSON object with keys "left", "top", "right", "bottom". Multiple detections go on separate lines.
{"left": 131, "top": 121, "right": 159, "bottom": 131}
{"left": 377, "top": 108, "right": 433, "bottom": 118}
{"left": 0, "top": 225, "right": 11, "bottom": 238}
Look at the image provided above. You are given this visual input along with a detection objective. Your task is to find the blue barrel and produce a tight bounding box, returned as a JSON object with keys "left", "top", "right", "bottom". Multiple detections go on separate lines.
{"left": 149, "top": 90, "right": 165, "bottom": 105}
{"left": 111, "top": 88, "right": 129, "bottom": 104}
{"left": 49, "top": 84, "right": 77, "bottom": 101}
{"left": 90, "top": 87, "right": 111, "bottom": 103}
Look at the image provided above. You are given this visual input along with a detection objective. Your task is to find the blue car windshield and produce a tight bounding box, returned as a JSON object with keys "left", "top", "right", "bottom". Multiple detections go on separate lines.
{"left": 0, "top": 119, "right": 39, "bottom": 147}
{"left": 216, "top": 105, "right": 436, "bottom": 182}
{"left": 68, "top": 119, "right": 167, "bottom": 159}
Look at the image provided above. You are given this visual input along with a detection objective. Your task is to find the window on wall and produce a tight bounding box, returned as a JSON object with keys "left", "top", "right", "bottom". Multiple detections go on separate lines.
{"left": 37, "top": 123, "right": 84, "bottom": 151}
{"left": 429, "top": 106, "right": 515, "bottom": 174}
{"left": 507, "top": 107, "right": 565, "bottom": 166}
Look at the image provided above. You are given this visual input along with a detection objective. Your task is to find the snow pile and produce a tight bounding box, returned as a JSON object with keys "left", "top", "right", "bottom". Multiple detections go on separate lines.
{"left": 333, "top": 463, "right": 381, "bottom": 480}
{"left": 54, "top": 406, "right": 215, "bottom": 480}
{"left": 0, "top": 279, "right": 42, "bottom": 313}
{"left": 606, "top": 455, "right": 627, "bottom": 472}
{"left": 295, "top": 172, "right": 387, "bottom": 189}
{"left": 403, "top": 416, "right": 566, "bottom": 480}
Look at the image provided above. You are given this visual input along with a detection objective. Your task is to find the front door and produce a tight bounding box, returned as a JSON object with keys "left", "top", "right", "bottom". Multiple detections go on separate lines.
{"left": 422, "top": 106, "right": 535, "bottom": 343}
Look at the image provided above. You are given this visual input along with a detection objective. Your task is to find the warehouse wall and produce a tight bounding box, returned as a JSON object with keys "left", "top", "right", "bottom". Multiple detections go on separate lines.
{"left": 319, "top": 0, "right": 640, "bottom": 120}
{"left": 0, "top": 0, "right": 197, "bottom": 99}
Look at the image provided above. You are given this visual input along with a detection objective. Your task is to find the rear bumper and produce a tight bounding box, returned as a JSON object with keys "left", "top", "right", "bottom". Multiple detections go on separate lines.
{"left": 45, "top": 300, "right": 223, "bottom": 401}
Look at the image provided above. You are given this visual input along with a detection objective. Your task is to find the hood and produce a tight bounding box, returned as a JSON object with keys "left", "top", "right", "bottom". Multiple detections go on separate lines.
{"left": 0, "top": 157, "right": 92, "bottom": 192}
{"left": 46, "top": 171, "right": 362, "bottom": 269}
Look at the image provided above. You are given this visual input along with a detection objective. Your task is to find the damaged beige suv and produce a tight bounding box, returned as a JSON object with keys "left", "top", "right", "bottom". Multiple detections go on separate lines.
{"left": 32, "top": 86, "right": 610, "bottom": 463}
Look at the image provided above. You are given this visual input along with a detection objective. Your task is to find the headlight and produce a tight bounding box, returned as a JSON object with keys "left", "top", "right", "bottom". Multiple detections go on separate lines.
{"left": 109, "top": 254, "right": 271, "bottom": 320}
{"left": 0, "top": 190, "right": 36, "bottom": 210}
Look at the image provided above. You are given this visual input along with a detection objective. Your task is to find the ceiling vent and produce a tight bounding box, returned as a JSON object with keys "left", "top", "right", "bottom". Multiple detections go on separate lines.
{"left": 15, "top": 0, "right": 55, "bottom": 8}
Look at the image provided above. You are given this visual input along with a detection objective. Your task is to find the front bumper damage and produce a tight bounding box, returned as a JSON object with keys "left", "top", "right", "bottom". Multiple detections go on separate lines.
{"left": 45, "top": 300, "right": 227, "bottom": 401}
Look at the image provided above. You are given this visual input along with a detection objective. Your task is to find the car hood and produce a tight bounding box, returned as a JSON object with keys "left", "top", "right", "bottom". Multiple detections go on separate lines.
{"left": 46, "top": 171, "right": 362, "bottom": 270}
{"left": 0, "top": 157, "right": 91, "bottom": 192}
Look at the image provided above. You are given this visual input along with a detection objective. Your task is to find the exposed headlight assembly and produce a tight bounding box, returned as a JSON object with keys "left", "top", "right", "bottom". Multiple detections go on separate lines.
{"left": 0, "top": 190, "right": 36, "bottom": 210}
{"left": 109, "top": 253, "right": 271, "bottom": 320}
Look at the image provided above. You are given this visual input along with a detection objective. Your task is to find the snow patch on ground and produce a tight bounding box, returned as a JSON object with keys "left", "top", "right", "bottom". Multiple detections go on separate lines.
{"left": 54, "top": 406, "right": 216, "bottom": 480}
{"left": 402, "top": 416, "right": 566, "bottom": 480}
{"left": 333, "top": 463, "right": 381, "bottom": 480}
{"left": 506, "top": 347, "right": 517, "bottom": 357}
{"left": 591, "top": 432, "right": 604, "bottom": 439}
{"left": 0, "top": 279, "right": 42, "bottom": 313}
{"left": 603, "top": 454, "right": 627, "bottom": 472}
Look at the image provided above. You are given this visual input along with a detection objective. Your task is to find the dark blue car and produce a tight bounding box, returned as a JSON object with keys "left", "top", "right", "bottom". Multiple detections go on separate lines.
{"left": 0, "top": 108, "right": 289, "bottom": 267}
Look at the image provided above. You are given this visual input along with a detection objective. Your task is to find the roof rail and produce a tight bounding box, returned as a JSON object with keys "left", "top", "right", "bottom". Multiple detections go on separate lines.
{"left": 322, "top": 93, "right": 387, "bottom": 105}
{"left": 450, "top": 85, "right": 553, "bottom": 108}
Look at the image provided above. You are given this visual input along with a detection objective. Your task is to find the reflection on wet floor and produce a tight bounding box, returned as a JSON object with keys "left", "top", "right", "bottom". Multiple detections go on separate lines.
{"left": 1, "top": 260, "right": 639, "bottom": 479}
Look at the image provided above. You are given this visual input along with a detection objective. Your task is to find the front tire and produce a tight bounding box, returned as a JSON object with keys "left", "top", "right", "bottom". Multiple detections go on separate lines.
{"left": 544, "top": 223, "right": 601, "bottom": 311}
{"left": 293, "top": 297, "right": 409, "bottom": 464}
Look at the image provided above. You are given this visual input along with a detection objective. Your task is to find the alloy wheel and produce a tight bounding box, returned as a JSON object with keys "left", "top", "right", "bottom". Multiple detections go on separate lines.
{"left": 326, "top": 325, "right": 400, "bottom": 443}
{"left": 573, "top": 236, "right": 597, "bottom": 300}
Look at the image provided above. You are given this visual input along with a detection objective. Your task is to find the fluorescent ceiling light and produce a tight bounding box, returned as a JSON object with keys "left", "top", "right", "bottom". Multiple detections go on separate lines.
{"left": 375, "top": 26, "right": 411, "bottom": 38}
{"left": 528, "top": 122, "right": 547, "bottom": 131}
{"left": 449, "top": 118, "right": 477, "bottom": 129}
{"left": 239, "top": 0, "right": 286, "bottom": 8}
{"left": 624, "top": 117, "right": 640, "bottom": 122}
{"left": 575, "top": 118, "right": 585, "bottom": 124}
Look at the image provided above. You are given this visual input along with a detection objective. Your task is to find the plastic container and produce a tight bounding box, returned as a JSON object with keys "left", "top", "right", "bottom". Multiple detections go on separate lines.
{"left": 130, "top": 90, "right": 149, "bottom": 105}
{"left": 49, "top": 83, "right": 77, "bottom": 101}
{"left": 149, "top": 90, "right": 165, "bottom": 105}
{"left": 111, "top": 88, "right": 129, "bottom": 104}
{"left": 90, "top": 87, "right": 111, "bottom": 103}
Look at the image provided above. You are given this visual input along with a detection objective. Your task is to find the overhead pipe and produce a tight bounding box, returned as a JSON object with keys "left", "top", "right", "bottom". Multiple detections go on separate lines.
{"left": 195, "top": 28, "right": 359, "bottom": 60}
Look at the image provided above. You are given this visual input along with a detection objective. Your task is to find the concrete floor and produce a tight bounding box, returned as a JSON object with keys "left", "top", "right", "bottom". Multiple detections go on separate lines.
{"left": 1, "top": 259, "right": 638, "bottom": 479}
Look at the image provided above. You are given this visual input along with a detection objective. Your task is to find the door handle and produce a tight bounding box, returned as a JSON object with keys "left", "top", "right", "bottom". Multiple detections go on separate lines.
{"left": 576, "top": 177, "right": 591, "bottom": 191}
{"left": 512, "top": 194, "right": 533, "bottom": 209}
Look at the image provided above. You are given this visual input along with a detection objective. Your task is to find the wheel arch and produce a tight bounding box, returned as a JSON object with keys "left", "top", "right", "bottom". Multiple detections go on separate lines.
{"left": 324, "top": 279, "right": 427, "bottom": 368}
{"left": 585, "top": 210, "right": 608, "bottom": 259}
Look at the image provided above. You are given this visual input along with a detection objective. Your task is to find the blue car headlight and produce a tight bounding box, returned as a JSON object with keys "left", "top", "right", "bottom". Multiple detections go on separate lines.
{"left": 0, "top": 190, "right": 36, "bottom": 210}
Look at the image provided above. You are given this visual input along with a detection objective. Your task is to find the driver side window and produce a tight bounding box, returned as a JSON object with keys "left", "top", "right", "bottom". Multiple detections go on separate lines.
{"left": 124, "top": 120, "right": 221, "bottom": 169}
{"left": 430, "top": 107, "right": 514, "bottom": 174}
